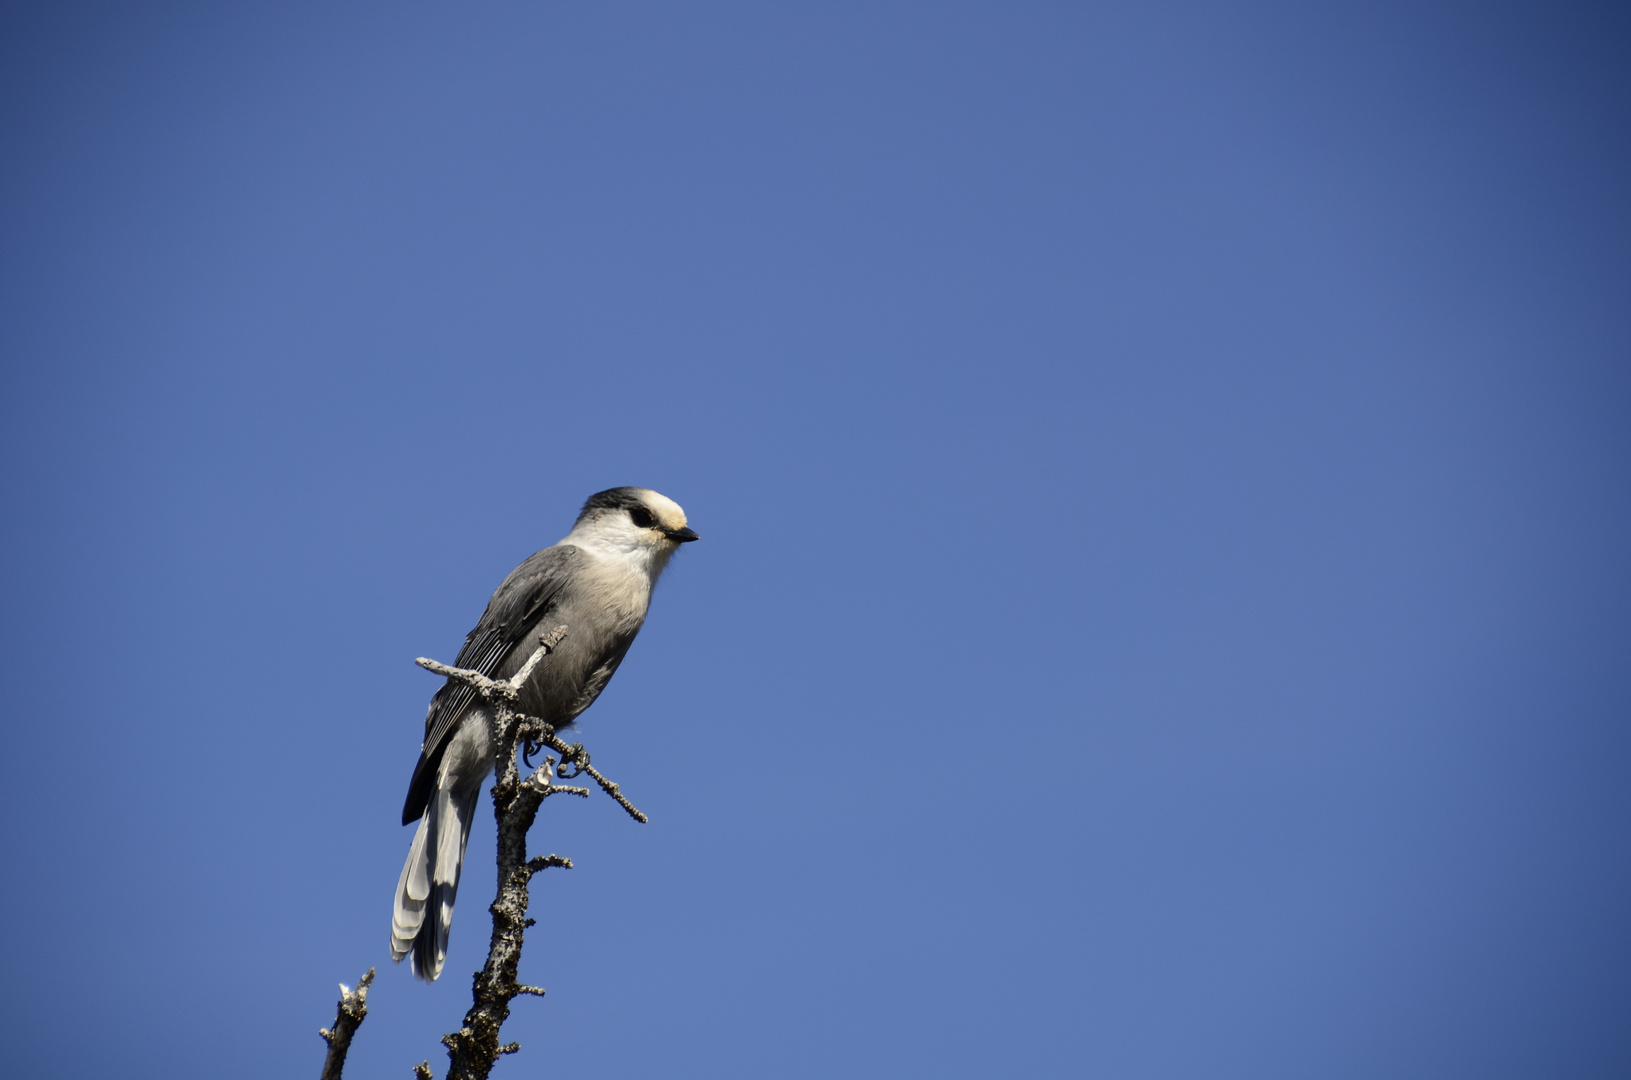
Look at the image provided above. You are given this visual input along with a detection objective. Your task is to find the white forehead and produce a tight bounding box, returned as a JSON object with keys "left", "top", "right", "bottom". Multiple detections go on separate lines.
{"left": 636, "top": 489, "right": 688, "bottom": 529}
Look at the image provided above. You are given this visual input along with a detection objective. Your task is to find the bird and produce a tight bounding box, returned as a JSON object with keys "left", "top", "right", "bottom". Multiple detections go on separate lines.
{"left": 391, "top": 487, "right": 698, "bottom": 981}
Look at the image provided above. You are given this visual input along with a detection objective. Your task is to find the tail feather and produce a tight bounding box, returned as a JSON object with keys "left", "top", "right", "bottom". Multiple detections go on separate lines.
{"left": 389, "top": 815, "right": 431, "bottom": 963}
{"left": 391, "top": 707, "right": 493, "bottom": 982}
{"left": 391, "top": 781, "right": 479, "bottom": 981}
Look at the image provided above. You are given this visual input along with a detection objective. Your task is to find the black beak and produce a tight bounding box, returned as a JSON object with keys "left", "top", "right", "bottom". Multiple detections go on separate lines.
{"left": 666, "top": 526, "right": 700, "bottom": 543}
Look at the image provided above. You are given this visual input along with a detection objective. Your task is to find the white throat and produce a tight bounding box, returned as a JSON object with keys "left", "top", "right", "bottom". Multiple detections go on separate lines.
{"left": 561, "top": 519, "right": 676, "bottom": 586}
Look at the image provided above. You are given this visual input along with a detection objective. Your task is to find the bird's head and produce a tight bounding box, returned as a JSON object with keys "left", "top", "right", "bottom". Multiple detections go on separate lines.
{"left": 569, "top": 487, "right": 699, "bottom": 568}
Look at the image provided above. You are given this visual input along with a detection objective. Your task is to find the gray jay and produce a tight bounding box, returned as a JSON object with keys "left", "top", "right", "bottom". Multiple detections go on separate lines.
{"left": 391, "top": 487, "right": 698, "bottom": 981}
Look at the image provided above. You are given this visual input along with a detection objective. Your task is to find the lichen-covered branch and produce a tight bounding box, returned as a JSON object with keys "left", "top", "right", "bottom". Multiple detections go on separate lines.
{"left": 318, "top": 968, "right": 375, "bottom": 1080}
{"left": 411, "top": 627, "right": 646, "bottom": 1080}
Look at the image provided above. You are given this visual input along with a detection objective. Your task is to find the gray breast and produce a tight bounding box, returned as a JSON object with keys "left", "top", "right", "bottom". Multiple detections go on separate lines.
{"left": 502, "top": 555, "right": 651, "bottom": 726}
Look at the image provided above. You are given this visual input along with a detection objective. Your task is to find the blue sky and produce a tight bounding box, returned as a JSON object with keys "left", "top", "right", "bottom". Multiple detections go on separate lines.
{"left": 2, "top": 2, "right": 1628, "bottom": 1077}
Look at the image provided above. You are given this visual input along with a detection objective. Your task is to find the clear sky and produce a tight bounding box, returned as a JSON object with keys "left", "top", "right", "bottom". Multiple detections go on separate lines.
{"left": 2, "top": 3, "right": 1628, "bottom": 1077}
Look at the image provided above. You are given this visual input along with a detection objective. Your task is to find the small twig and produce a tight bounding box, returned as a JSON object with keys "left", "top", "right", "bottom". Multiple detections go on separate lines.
{"left": 413, "top": 657, "right": 504, "bottom": 696}
{"left": 525, "top": 761, "right": 588, "bottom": 800}
{"left": 415, "top": 626, "right": 570, "bottom": 703}
{"left": 531, "top": 735, "right": 651, "bottom": 823}
{"left": 576, "top": 757, "right": 649, "bottom": 823}
{"left": 318, "top": 968, "right": 375, "bottom": 1080}
{"left": 507, "top": 624, "right": 567, "bottom": 685}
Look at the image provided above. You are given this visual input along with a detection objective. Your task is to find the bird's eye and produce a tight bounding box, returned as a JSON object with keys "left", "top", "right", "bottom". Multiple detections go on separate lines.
{"left": 629, "top": 507, "right": 655, "bottom": 529}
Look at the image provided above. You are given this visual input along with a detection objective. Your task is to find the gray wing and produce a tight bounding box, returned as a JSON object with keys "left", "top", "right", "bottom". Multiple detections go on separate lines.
{"left": 401, "top": 544, "right": 580, "bottom": 824}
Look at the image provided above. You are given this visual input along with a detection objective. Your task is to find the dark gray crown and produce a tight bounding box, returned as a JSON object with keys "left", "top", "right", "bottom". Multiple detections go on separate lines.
{"left": 575, "top": 487, "right": 649, "bottom": 525}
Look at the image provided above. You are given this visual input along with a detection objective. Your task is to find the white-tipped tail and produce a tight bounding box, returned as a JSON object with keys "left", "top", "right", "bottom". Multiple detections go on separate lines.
{"left": 390, "top": 782, "right": 478, "bottom": 981}
{"left": 390, "top": 814, "right": 430, "bottom": 963}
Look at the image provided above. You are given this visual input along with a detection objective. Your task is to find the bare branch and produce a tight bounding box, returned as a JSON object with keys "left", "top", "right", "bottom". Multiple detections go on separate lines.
{"left": 408, "top": 626, "right": 648, "bottom": 1080}
{"left": 318, "top": 968, "right": 375, "bottom": 1080}
{"left": 314, "top": 627, "right": 645, "bottom": 1079}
